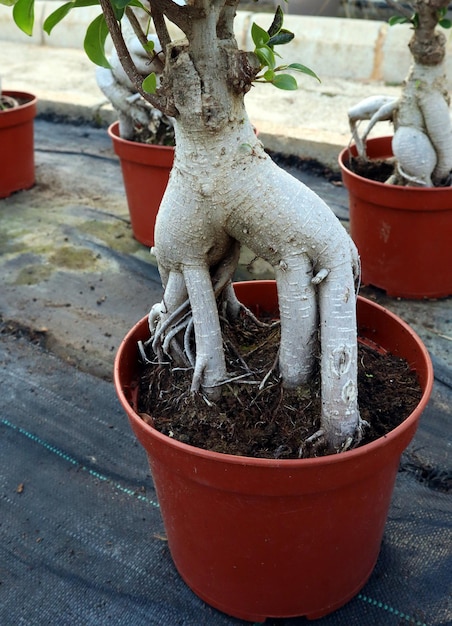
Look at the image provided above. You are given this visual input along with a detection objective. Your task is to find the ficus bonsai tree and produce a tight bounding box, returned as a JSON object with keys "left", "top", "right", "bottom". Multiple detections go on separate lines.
{"left": 348, "top": 0, "right": 452, "bottom": 187}
{"left": 7, "top": 0, "right": 366, "bottom": 453}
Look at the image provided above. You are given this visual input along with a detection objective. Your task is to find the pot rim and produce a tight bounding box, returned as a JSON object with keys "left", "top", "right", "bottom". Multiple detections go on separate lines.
{"left": 114, "top": 291, "right": 433, "bottom": 469}
{"left": 107, "top": 120, "right": 175, "bottom": 152}
{"left": 338, "top": 135, "right": 452, "bottom": 195}
{"left": 0, "top": 91, "right": 37, "bottom": 108}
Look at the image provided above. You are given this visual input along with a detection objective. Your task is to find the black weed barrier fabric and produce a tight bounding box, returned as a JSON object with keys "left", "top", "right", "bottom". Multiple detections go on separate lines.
{"left": 1, "top": 333, "right": 451, "bottom": 626}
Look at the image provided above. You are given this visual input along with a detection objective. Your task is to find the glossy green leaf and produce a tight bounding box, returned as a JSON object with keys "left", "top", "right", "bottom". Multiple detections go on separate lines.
{"left": 267, "top": 5, "right": 283, "bottom": 37}
{"left": 143, "top": 39, "right": 155, "bottom": 53}
{"left": 272, "top": 74, "right": 298, "bottom": 90}
{"left": 263, "top": 69, "right": 275, "bottom": 82}
{"left": 255, "top": 45, "right": 275, "bottom": 70}
{"left": 142, "top": 72, "right": 157, "bottom": 94}
{"left": 388, "top": 15, "right": 409, "bottom": 26}
{"left": 12, "top": 0, "right": 34, "bottom": 36}
{"left": 268, "top": 29, "right": 294, "bottom": 47}
{"left": 84, "top": 14, "right": 110, "bottom": 68}
{"left": 251, "top": 22, "right": 270, "bottom": 48}
{"left": 439, "top": 18, "right": 452, "bottom": 29}
{"left": 288, "top": 63, "right": 320, "bottom": 82}
{"left": 44, "top": 0, "right": 99, "bottom": 35}
{"left": 110, "top": 0, "right": 144, "bottom": 9}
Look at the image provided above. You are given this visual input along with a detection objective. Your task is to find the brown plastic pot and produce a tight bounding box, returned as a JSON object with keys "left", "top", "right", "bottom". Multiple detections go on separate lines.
{"left": 114, "top": 280, "right": 433, "bottom": 621}
{"left": 108, "top": 121, "right": 174, "bottom": 247}
{"left": 0, "top": 91, "right": 37, "bottom": 198}
{"left": 339, "top": 136, "right": 452, "bottom": 299}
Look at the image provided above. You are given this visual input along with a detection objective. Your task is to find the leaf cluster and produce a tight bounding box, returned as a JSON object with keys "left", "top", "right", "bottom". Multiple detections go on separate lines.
{"left": 5, "top": 0, "right": 145, "bottom": 65}
{"left": 389, "top": 5, "right": 452, "bottom": 29}
{"left": 252, "top": 6, "right": 319, "bottom": 90}
{"left": 4, "top": 0, "right": 320, "bottom": 95}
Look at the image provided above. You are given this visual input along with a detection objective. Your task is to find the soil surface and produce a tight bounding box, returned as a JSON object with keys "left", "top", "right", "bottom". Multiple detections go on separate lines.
{"left": 345, "top": 154, "right": 395, "bottom": 182}
{"left": 138, "top": 311, "right": 422, "bottom": 459}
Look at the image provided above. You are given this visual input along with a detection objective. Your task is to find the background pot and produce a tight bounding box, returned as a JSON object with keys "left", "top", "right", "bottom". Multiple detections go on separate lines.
{"left": 114, "top": 280, "right": 433, "bottom": 622}
{"left": 108, "top": 121, "right": 174, "bottom": 247}
{"left": 0, "top": 91, "right": 37, "bottom": 198}
{"left": 339, "top": 136, "right": 452, "bottom": 299}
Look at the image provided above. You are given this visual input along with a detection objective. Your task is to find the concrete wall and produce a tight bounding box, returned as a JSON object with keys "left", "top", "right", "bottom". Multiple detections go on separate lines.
{"left": 0, "top": 2, "right": 431, "bottom": 85}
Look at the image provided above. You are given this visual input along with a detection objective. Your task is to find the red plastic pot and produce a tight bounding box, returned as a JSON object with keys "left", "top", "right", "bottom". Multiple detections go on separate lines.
{"left": 114, "top": 280, "right": 433, "bottom": 621}
{"left": 0, "top": 91, "right": 37, "bottom": 198}
{"left": 108, "top": 121, "right": 174, "bottom": 247}
{"left": 339, "top": 136, "right": 452, "bottom": 299}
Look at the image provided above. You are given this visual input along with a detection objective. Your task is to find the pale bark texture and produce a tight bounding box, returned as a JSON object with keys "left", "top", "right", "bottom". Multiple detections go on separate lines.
{"left": 106, "top": 0, "right": 363, "bottom": 451}
{"left": 348, "top": 0, "right": 452, "bottom": 187}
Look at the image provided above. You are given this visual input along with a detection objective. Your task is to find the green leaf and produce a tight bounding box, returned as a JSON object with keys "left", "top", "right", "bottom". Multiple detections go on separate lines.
{"left": 142, "top": 72, "right": 157, "bottom": 94}
{"left": 44, "top": 1, "right": 100, "bottom": 35}
{"left": 272, "top": 73, "right": 298, "bottom": 90}
{"left": 288, "top": 63, "right": 320, "bottom": 82}
{"left": 267, "top": 5, "right": 283, "bottom": 38}
{"left": 12, "top": 0, "right": 34, "bottom": 36}
{"left": 110, "top": 0, "right": 144, "bottom": 9}
{"left": 0, "top": 0, "right": 18, "bottom": 7}
{"left": 44, "top": 2, "right": 73, "bottom": 34}
{"left": 263, "top": 69, "right": 275, "bottom": 82}
{"left": 84, "top": 14, "right": 110, "bottom": 68}
{"left": 255, "top": 45, "right": 275, "bottom": 70}
{"left": 268, "top": 30, "right": 294, "bottom": 47}
{"left": 143, "top": 39, "right": 155, "bottom": 53}
{"left": 251, "top": 22, "right": 270, "bottom": 48}
{"left": 439, "top": 18, "right": 452, "bottom": 29}
{"left": 388, "top": 15, "right": 409, "bottom": 26}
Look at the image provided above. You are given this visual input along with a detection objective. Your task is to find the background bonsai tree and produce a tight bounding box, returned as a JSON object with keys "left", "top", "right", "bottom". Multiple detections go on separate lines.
{"left": 9, "top": 0, "right": 365, "bottom": 453}
{"left": 348, "top": 0, "right": 452, "bottom": 186}
{"left": 95, "top": 14, "right": 175, "bottom": 143}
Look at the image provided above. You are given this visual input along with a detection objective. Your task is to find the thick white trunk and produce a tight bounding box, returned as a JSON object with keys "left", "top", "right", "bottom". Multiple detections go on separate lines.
{"left": 152, "top": 97, "right": 360, "bottom": 448}
{"left": 348, "top": 2, "right": 452, "bottom": 187}
{"left": 393, "top": 62, "right": 452, "bottom": 185}
{"left": 145, "top": 22, "right": 361, "bottom": 450}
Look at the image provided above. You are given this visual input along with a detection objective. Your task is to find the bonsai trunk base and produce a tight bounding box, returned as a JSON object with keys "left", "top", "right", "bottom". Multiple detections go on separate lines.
{"left": 114, "top": 280, "right": 433, "bottom": 621}
{"left": 339, "top": 136, "right": 452, "bottom": 299}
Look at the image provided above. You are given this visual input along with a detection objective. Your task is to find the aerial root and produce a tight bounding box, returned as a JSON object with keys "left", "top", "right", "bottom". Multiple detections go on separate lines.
{"left": 150, "top": 246, "right": 240, "bottom": 364}
{"left": 298, "top": 416, "right": 370, "bottom": 457}
{"left": 311, "top": 268, "right": 329, "bottom": 285}
{"left": 259, "top": 347, "right": 280, "bottom": 390}
{"left": 183, "top": 318, "right": 195, "bottom": 366}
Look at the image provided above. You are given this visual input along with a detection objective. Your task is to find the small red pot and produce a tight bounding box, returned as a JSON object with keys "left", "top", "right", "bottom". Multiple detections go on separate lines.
{"left": 0, "top": 91, "right": 37, "bottom": 198}
{"left": 108, "top": 121, "right": 174, "bottom": 247}
{"left": 114, "top": 280, "right": 433, "bottom": 621}
{"left": 339, "top": 136, "right": 452, "bottom": 299}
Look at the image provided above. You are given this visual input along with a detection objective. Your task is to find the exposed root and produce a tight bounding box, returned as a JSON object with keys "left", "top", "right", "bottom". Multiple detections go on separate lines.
{"left": 138, "top": 316, "right": 422, "bottom": 460}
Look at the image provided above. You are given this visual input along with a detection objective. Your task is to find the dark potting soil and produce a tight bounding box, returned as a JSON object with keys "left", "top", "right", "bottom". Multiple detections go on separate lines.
{"left": 346, "top": 155, "right": 395, "bottom": 183}
{"left": 137, "top": 312, "right": 422, "bottom": 459}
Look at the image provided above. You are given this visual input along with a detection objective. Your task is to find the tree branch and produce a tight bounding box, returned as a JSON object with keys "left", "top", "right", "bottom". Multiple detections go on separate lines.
{"left": 150, "top": 0, "right": 206, "bottom": 37}
{"left": 99, "top": 0, "right": 176, "bottom": 115}
{"left": 149, "top": 2, "right": 173, "bottom": 52}
{"left": 385, "top": 0, "right": 414, "bottom": 19}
